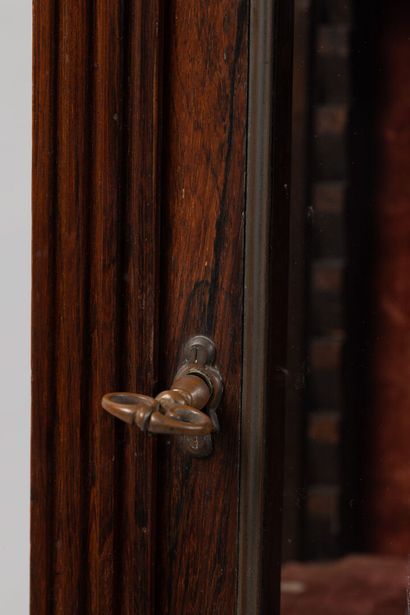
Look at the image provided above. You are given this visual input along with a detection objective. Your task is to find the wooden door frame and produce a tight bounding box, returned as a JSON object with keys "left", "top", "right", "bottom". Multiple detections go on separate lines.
{"left": 239, "top": 1, "right": 293, "bottom": 612}
{"left": 32, "top": 0, "right": 293, "bottom": 613}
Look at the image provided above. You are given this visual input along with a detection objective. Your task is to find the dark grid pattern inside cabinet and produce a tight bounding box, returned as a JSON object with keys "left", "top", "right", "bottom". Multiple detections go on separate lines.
{"left": 283, "top": 0, "right": 351, "bottom": 561}
{"left": 305, "top": 0, "right": 350, "bottom": 560}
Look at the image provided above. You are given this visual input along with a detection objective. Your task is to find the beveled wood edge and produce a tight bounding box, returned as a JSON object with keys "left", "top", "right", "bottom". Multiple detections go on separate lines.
{"left": 238, "top": 0, "right": 293, "bottom": 612}
{"left": 238, "top": 1, "right": 273, "bottom": 611}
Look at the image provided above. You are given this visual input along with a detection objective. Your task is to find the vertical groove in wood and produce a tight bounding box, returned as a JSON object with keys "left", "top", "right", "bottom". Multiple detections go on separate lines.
{"left": 53, "top": 2, "right": 92, "bottom": 612}
{"left": 116, "top": 2, "right": 162, "bottom": 614}
{"left": 31, "top": 1, "right": 59, "bottom": 613}
{"left": 87, "top": 1, "right": 122, "bottom": 612}
{"left": 32, "top": 1, "right": 162, "bottom": 613}
{"left": 79, "top": 3, "right": 95, "bottom": 610}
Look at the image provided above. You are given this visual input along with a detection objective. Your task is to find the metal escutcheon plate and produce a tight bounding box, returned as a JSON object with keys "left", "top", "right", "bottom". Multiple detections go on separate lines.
{"left": 176, "top": 335, "right": 223, "bottom": 458}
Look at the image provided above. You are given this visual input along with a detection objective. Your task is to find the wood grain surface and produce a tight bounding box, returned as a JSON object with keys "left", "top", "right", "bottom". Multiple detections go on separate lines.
{"left": 32, "top": 0, "right": 246, "bottom": 613}
{"left": 32, "top": 1, "right": 293, "bottom": 613}
{"left": 32, "top": 2, "right": 161, "bottom": 613}
{"left": 155, "top": 1, "right": 248, "bottom": 613}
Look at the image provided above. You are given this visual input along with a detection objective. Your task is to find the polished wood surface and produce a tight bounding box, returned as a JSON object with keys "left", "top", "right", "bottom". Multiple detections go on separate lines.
{"left": 32, "top": 2, "right": 161, "bottom": 612}
{"left": 32, "top": 1, "right": 293, "bottom": 613}
{"left": 156, "top": 1, "right": 248, "bottom": 612}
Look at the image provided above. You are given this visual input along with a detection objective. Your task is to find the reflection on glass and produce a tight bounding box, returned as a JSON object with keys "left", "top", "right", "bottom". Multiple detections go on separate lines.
{"left": 281, "top": 1, "right": 409, "bottom": 613}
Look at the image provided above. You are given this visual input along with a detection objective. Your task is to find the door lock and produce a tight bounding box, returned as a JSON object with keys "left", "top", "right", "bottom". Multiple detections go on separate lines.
{"left": 102, "top": 336, "right": 223, "bottom": 457}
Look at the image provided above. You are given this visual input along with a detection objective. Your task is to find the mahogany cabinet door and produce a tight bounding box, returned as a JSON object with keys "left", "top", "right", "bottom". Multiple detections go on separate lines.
{"left": 31, "top": 1, "right": 293, "bottom": 614}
